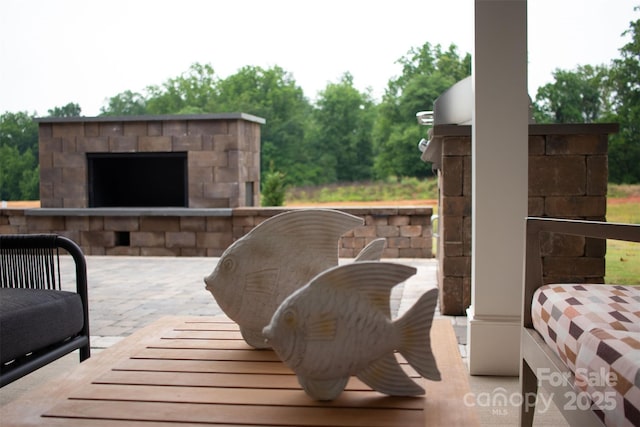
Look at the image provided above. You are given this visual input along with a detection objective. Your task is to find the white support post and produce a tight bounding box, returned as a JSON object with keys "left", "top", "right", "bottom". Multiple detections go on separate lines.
{"left": 468, "top": 0, "right": 529, "bottom": 375}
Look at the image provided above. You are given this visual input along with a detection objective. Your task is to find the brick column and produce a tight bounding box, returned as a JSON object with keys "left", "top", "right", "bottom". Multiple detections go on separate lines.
{"left": 435, "top": 123, "right": 616, "bottom": 317}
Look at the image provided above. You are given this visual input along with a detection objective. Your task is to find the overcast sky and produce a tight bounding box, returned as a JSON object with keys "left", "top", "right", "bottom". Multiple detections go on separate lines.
{"left": 0, "top": 0, "right": 636, "bottom": 117}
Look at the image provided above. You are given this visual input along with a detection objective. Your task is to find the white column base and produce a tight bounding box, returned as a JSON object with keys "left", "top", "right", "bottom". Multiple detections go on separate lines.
{"left": 466, "top": 305, "right": 521, "bottom": 376}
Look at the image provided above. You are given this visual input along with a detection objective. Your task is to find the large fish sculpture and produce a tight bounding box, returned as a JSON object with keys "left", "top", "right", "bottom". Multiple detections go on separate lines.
{"left": 263, "top": 261, "right": 441, "bottom": 401}
{"left": 204, "top": 209, "right": 363, "bottom": 348}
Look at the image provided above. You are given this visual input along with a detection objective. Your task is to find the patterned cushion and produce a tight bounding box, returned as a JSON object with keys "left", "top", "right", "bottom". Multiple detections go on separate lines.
{"left": 531, "top": 284, "right": 640, "bottom": 373}
{"left": 575, "top": 328, "right": 640, "bottom": 427}
{"left": 531, "top": 284, "right": 640, "bottom": 427}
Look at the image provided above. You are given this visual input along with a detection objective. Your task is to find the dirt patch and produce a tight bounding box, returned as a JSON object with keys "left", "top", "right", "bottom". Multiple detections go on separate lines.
{"left": 285, "top": 199, "right": 438, "bottom": 208}
{"left": 608, "top": 197, "right": 640, "bottom": 205}
{"left": 3, "top": 201, "right": 40, "bottom": 208}
{"left": 2, "top": 200, "right": 437, "bottom": 209}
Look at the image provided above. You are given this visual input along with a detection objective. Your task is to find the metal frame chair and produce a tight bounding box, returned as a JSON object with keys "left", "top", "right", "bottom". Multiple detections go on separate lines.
{"left": 0, "top": 234, "right": 90, "bottom": 387}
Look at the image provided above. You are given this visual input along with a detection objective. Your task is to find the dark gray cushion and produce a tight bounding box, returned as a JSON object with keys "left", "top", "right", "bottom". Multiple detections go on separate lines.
{"left": 0, "top": 288, "right": 84, "bottom": 364}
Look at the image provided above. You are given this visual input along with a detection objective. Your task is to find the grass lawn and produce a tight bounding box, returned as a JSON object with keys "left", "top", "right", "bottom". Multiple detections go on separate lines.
{"left": 606, "top": 201, "right": 640, "bottom": 285}
{"left": 606, "top": 240, "right": 640, "bottom": 285}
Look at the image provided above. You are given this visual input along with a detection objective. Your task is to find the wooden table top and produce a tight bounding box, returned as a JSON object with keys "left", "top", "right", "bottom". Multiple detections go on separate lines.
{"left": 0, "top": 316, "right": 479, "bottom": 426}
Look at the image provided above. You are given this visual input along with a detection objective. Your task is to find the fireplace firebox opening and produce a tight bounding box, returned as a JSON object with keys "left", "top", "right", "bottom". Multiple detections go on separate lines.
{"left": 88, "top": 152, "right": 188, "bottom": 208}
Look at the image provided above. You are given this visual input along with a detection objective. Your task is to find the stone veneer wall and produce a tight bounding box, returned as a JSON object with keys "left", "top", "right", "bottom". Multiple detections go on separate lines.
{"left": 0, "top": 207, "right": 433, "bottom": 258}
{"left": 37, "top": 114, "right": 263, "bottom": 209}
{"left": 433, "top": 123, "right": 617, "bottom": 315}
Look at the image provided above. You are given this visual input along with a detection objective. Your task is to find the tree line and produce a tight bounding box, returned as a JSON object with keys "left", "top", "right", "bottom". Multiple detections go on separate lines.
{"left": 1, "top": 14, "right": 639, "bottom": 201}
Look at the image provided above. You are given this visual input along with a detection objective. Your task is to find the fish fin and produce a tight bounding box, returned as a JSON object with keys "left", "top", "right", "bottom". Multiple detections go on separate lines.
{"left": 357, "top": 353, "right": 425, "bottom": 396}
{"left": 354, "top": 238, "right": 386, "bottom": 262}
{"left": 309, "top": 262, "right": 416, "bottom": 316}
{"left": 395, "top": 288, "right": 441, "bottom": 381}
{"left": 298, "top": 376, "right": 349, "bottom": 401}
{"left": 249, "top": 209, "right": 363, "bottom": 266}
{"left": 244, "top": 268, "right": 279, "bottom": 295}
{"left": 305, "top": 313, "right": 337, "bottom": 341}
{"left": 240, "top": 326, "right": 270, "bottom": 349}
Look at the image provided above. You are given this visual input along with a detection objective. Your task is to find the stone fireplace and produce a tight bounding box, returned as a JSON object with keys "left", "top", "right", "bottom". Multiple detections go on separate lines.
{"left": 37, "top": 113, "right": 264, "bottom": 209}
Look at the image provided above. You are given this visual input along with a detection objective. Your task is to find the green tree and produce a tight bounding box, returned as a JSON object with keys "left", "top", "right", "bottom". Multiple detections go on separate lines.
{"left": 0, "top": 111, "right": 38, "bottom": 155}
{"left": 533, "top": 10, "right": 640, "bottom": 183}
{"left": 608, "top": 10, "right": 640, "bottom": 183}
{"left": 308, "top": 73, "right": 376, "bottom": 183}
{"left": 0, "top": 111, "right": 39, "bottom": 200}
{"left": 101, "top": 62, "right": 314, "bottom": 184}
{"left": 101, "top": 90, "right": 147, "bottom": 116}
{"left": 215, "top": 65, "right": 314, "bottom": 185}
{"left": 47, "top": 102, "right": 82, "bottom": 117}
{"left": 145, "top": 63, "right": 219, "bottom": 114}
{"left": 261, "top": 162, "right": 287, "bottom": 206}
{"left": 0, "top": 145, "right": 39, "bottom": 200}
{"left": 533, "top": 65, "right": 611, "bottom": 124}
{"left": 372, "top": 43, "right": 471, "bottom": 178}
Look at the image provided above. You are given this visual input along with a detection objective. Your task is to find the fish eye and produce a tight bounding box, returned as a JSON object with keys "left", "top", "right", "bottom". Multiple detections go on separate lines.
{"left": 222, "top": 258, "right": 236, "bottom": 272}
{"left": 283, "top": 309, "right": 297, "bottom": 327}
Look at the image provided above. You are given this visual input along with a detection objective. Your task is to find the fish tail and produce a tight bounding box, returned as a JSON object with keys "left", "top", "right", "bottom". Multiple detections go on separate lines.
{"left": 395, "top": 288, "right": 441, "bottom": 381}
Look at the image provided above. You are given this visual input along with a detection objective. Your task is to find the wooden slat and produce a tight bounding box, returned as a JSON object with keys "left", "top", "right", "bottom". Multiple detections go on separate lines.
{"left": 67, "top": 384, "right": 425, "bottom": 409}
{"left": 174, "top": 319, "right": 238, "bottom": 331}
{"left": 173, "top": 326, "right": 237, "bottom": 330}
{"left": 132, "top": 347, "right": 282, "bottom": 361}
{"left": 44, "top": 400, "right": 423, "bottom": 427}
{"left": 161, "top": 329, "right": 244, "bottom": 340}
{"left": 154, "top": 338, "right": 259, "bottom": 350}
{"left": 112, "top": 358, "right": 293, "bottom": 374}
{"left": 94, "top": 369, "right": 379, "bottom": 391}
{"left": 117, "top": 354, "right": 420, "bottom": 378}
{"left": 0, "top": 419, "right": 244, "bottom": 427}
{"left": 94, "top": 370, "right": 303, "bottom": 388}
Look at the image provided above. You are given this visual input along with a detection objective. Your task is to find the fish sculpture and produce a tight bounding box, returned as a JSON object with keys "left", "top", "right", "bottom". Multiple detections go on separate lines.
{"left": 354, "top": 238, "right": 386, "bottom": 262}
{"left": 263, "top": 261, "right": 441, "bottom": 401}
{"left": 204, "top": 209, "right": 363, "bottom": 348}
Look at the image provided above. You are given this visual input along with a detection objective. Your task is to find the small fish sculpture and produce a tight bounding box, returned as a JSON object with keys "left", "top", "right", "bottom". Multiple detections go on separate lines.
{"left": 204, "top": 209, "right": 363, "bottom": 348}
{"left": 263, "top": 261, "right": 441, "bottom": 401}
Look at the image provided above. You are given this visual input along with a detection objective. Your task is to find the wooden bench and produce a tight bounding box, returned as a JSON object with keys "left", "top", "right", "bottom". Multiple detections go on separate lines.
{"left": 1, "top": 315, "right": 478, "bottom": 426}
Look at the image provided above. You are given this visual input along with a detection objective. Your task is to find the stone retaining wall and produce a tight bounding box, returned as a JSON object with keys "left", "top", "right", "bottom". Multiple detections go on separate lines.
{"left": 0, "top": 207, "right": 434, "bottom": 259}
